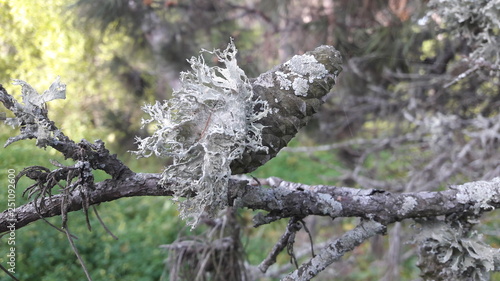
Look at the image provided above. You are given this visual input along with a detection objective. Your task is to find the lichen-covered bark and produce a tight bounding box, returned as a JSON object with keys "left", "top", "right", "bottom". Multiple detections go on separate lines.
{"left": 133, "top": 41, "right": 274, "bottom": 227}
{"left": 132, "top": 42, "right": 342, "bottom": 227}
{"left": 231, "top": 45, "right": 342, "bottom": 174}
{"left": 0, "top": 82, "right": 133, "bottom": 179}
{"left": 416, "top": 220, "right": 496, "bottom": 281}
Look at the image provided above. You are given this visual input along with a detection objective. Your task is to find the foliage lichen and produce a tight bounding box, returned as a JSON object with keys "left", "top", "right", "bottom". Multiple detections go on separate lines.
{"left": 4, "top": 77, "right": 66, "bottom": 148}
{"left": 415, "top": 220, "right": 496, "bottom": 281}
{"left": 133, "top": 40, "right": 269, "bottom": 227}
{"left": 428, "top": 0, "right": 500, "bottom": 67}
{"left": 399, "top": 196, "right": 418, "bottom": 216}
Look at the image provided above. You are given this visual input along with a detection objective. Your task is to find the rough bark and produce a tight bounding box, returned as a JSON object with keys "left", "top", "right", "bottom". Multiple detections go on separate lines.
{"left": 231, "top": 45, "right": 343, "bottom": 174}
{"left": 2, "top": 174, "right": 500, "bottom": 235}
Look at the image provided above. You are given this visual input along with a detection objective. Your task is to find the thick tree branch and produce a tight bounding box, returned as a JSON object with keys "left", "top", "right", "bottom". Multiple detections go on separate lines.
{"left": 1, "top": 44, "right": 343, "bottom": 232}
{"left": 2, "top": 176, "right": 499, "bottom": 234}
{"left": 233, "top": 177, "right": 500, "bottom": 225}
{"left": 0, "top": 173, "right": 163, "bottom": 233}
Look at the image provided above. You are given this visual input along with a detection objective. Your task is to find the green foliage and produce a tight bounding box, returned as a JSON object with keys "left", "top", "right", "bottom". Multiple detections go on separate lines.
{"left": 0, "top": 0, "right": 145, "bottom": 151}
{"left": 251, "top": 139, "right": 342, "bottom": 185}
{"left": 8, "top": 199, "right": 181, "bottom": 281}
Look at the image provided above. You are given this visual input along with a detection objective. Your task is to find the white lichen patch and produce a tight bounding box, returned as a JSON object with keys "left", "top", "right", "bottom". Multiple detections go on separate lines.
{"left": 14, "top": 77, "right": 66, "bottom": 109}
{"left": 4, "top": 78, "right": 66, "bottom": 148}
{"left": 286, "top": 54, "right": 328, "bottom": 82}
{"left": 253, "top": 52, "right": 329, "bottom": 98}
{"left": 275, "top": 71, "right": 292, "bottom": 90}
{"left": 399, "top": 196, "right": 417, "bottom": 216}
{"left": 133, "top": 40, "right": 269, "bottom": 228}
{"left": 316, "top": 193, "right": 343, "bottom": 216}
{"left": 292, "top": 78, "right": 309, "bottom": 96}
{"left": 455, "top": 177, "right": 500, "bottom": 212}
{"left": 275, "top": 54, "right": 328, "bottom": 97}
{"left": 254, "top": 71, "right": 274, "bottom": 88}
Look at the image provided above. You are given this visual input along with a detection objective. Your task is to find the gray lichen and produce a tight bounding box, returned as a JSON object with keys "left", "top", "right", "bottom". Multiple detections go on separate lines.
{"left": 415, "top": 220, "right": 497, "bottom": 281}
{"left": 133, "top": 40, "right": 269, "bottom": 227}
{"left": 274, "top": 54, "right": 329, "bottom": 97}
{"left": 316, "top": 193, "right": 343, "bottom": 216}
{"left": 275, "top": 71, "right": 292, "bottom": 91}
{"left": 399, "top": 196, "right": 418, "bottom": 216}
{"left": 3, "top": 77, "right": 66, "bottom": 148}
{"left": 287, "top": 54, "right": 329, "bottom": 81}
{"left": 133, "top": 42, "right": 343, "bottom": 227}
{"left": 455, "top": 177, "right": 500, "bottom": 213}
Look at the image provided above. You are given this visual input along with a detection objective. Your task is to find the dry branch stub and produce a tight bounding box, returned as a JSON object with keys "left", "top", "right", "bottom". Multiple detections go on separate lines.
{"left": 231, "top": 45, "right": 343, "bottom": 174}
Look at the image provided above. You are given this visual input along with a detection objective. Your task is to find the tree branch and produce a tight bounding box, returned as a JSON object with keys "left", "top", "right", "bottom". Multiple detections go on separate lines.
{"left": 2, "top": 175, "right": 499, "bottom": 235}
{"left": 1, "top": 44, "right": 343, "bottom": 232}
{"left": 0, "top": 83, "right": 133, "bottom": 180}
{"left": 259, "top": 217, "right": 303, "bottom": 273}
{"left": 0, "top": 173, "right": 163, "bottom": 233}
{"left": 282, "top": 219, "right": 386, "bottom": 281}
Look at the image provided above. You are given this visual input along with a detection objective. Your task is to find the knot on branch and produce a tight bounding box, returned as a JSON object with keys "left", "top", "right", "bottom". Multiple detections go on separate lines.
{"left": 19, "top": 160, "right": 94, "bottom": 214}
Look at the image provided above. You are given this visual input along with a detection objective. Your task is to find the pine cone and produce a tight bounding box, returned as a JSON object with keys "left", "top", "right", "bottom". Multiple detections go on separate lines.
{"left": 231, "top": 46, "right": 343, "bottom": 174}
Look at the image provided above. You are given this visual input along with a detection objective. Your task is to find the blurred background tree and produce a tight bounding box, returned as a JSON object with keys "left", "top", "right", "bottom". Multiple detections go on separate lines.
{"left": 0, "top": 0, "right": 498, "bottom": 280}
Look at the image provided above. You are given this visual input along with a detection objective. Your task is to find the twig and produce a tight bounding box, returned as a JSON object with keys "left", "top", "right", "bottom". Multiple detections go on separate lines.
{"left": 63, "top": 227, "right": 93, "bottom": 281}
{"left": 92, "top": 206, "right": 118, "bottom": 240}
{"left": 283, "top": 132, "right": 423, "bottom": 153}
{"left": 259, "top": 217, "right": 302, "bottom": 273}
{"left": 444, "top": 58, "right": 500, "bottom": 88}
{"left": 0, "top": 262, "right": 20, "bottom": 281}
{"left": 444, "top": 64, "right": 481, "bottom": 88}
{"left": 281, "top": 220, "right": 386, "bottom": 281}
{"left": 299, "top": 219, "right": 315, "bottom": 258}
{"left": 0, "top": 84, "right": 133, "bottom": 180}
